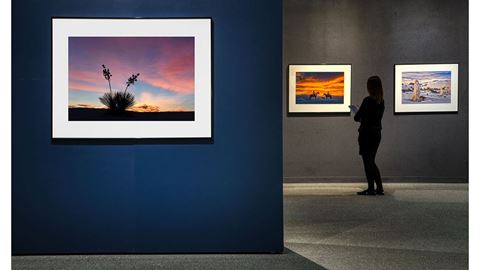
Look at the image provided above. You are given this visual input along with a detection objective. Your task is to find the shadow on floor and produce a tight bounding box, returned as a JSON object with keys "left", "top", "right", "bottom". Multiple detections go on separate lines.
{"left": 12, "top": 248, "right": 327, "bottom": 270}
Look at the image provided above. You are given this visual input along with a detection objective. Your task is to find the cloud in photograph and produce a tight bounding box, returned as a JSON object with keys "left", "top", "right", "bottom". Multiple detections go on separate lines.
{"left": 68, "top": 37, "right": 195, "bottom": 111}
{"left": 295, "top": 72, "right": 345, "bottom": 96}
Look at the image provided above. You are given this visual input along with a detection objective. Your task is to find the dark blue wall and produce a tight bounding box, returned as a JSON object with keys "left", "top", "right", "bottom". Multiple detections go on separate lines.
{"left": 12, "top": 0, "right": 283, "bottom": 254}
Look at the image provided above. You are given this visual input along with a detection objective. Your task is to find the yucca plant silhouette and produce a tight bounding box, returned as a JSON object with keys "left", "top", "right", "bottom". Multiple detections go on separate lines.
{"left": 99, "top": 65, "right": 139, "bottom": 114}
{"left": 102, "top": 64, "right": 112, "bottom": 93}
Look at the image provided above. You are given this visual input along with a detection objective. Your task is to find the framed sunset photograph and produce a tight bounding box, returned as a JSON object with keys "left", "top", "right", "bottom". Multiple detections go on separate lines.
{"left": 288, "top": 64, "right": 351, "bottom": 113}
{"left": 395, "top": 64, "right": 458, "bottom": 113}
{"left": 52, "top": 18, "right": 212, "bottom": 139}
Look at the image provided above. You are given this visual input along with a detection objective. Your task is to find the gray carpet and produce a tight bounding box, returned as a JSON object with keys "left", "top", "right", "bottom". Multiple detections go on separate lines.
{"left": 13, "top": 183, "right": 468, "bottom": 270}
{"left": 12, "top": 248, "right": 326, "bottom": 270}
{"left": 284, "top": 183, "right": 468, "bottom": 270}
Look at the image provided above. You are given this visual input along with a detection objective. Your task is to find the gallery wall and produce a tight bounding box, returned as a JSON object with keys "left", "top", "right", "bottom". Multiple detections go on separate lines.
{"left": 284, "top": 0, "right": 469, "bottom": 182}
{"left": 12, "top": 0, "right": 283, "bottom": 254}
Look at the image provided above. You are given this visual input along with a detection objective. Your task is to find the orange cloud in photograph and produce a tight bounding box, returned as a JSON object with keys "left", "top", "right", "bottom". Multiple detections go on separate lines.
{"left": 296, "top": 72, "right": 345, "bottom": 97}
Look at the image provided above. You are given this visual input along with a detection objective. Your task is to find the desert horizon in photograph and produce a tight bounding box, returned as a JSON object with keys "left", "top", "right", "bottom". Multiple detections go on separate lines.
{"left": 68, "top": 36, "right": 195, "bottom": 121}
{"left": 401, "top": 71, "right": 452, "bottom": 104}
{"left": 295, "top": 72, "right": 344, "bottom": 104}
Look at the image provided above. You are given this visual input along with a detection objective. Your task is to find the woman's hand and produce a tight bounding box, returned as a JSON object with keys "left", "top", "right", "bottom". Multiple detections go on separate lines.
{"left": 349, "top": 105, "right": 359, "bottom": 114}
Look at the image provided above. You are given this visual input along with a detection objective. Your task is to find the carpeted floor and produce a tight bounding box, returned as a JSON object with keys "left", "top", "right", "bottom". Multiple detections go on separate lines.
{"left": 284, "top": 183, "right": 468, "bottom": 270}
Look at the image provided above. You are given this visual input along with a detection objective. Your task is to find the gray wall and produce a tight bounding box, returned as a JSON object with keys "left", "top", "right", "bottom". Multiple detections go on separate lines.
{"left": 284, "top": 0, "right": 468, "bottom": 182}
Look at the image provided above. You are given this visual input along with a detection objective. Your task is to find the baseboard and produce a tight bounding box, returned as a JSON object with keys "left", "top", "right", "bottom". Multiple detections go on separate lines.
{"left": 283, "top": 176, "right": 469, "bottom": 183}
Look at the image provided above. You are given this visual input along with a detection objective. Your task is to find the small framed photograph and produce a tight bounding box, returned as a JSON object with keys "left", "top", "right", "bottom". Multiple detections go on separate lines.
{"left": 52, "top": 17, "right": 212, "bottom": 139}
{"left": 288, "top": 64, "right": 351, "bottom": 113}
{"left": 394, "top": 64, "right": 458, "bottom": 113}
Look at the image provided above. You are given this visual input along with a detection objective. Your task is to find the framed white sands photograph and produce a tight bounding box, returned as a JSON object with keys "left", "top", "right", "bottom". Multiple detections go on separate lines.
{"left": 52, "top": 17, "right": 212, "bottom": 139}
{"left": 288, "top": 64, "right": 351, "bottom": 113}
{"left": 394, "top": 64, "right": 458, "bottom": 113}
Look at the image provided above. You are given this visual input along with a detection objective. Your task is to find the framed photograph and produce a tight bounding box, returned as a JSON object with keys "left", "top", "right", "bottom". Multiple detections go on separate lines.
{"left": 394, "top": 64, "right": 458, "bottom": 113}
{"left": 288, "top": 64, "right": 351, "bottom": 113}
{"left": 52, "top": 18, "right": 212, "bottom": 139}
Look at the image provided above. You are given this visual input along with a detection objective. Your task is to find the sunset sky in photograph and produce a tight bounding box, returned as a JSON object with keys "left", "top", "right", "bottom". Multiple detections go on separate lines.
{"left": 68, "top": 37, "right": 195, "bottom": 112}
{"left": 295, "top": 72, "right": 344, "bottom": 97}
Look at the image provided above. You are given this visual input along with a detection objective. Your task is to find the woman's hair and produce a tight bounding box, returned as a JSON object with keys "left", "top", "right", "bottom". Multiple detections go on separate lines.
{"left": 367, "top": 76, "right": 384, "bottom": 104}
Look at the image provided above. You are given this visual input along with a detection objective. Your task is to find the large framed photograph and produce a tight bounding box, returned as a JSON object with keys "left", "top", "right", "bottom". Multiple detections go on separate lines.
{"left": 288, "top": 64, "right": 351, "bottom": 113}
{"left": 395, "top": 64, "right": 458, "bottom": 113}
{"left": 52, "top": 18, "right": 212, "bottom": 139}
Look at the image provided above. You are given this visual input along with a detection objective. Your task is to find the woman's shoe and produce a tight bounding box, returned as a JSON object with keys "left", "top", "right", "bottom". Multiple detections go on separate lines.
{"left": 375, "top": 189, "right": 384, "bottom": 195}
{"left": 357, "top": 189, "right": 376, "bottom": 196}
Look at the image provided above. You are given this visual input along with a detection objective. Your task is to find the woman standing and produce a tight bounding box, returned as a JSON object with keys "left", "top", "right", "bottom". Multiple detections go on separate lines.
{"left": 352, "top": 76, "right": 385, "bottom": 196}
